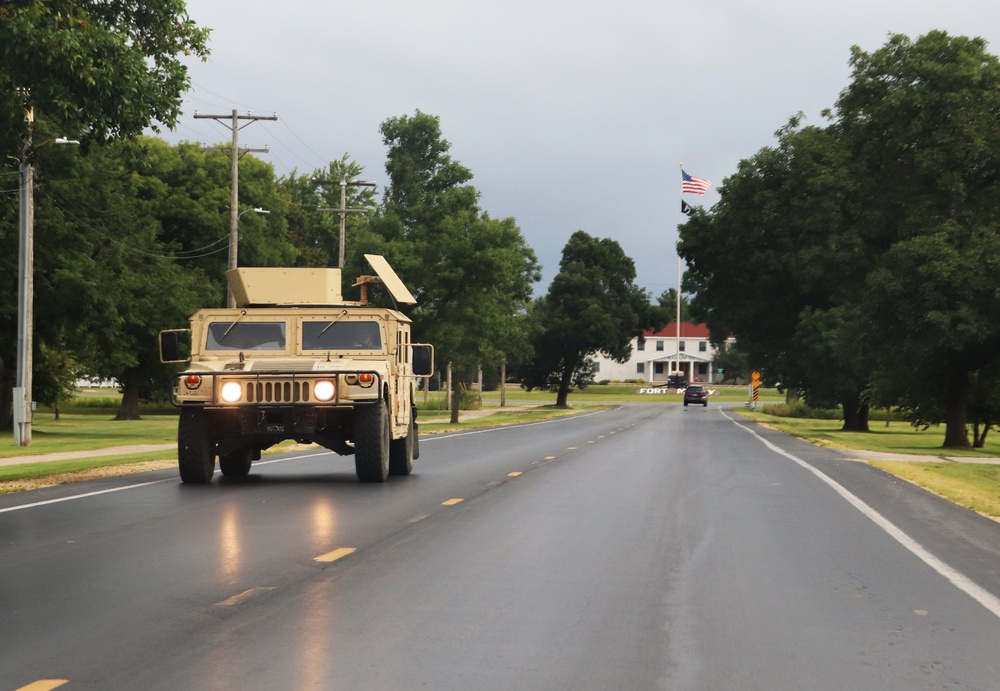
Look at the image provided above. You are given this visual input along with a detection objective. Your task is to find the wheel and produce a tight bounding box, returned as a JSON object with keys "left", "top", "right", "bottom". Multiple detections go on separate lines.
{"left": 178, "top": 407, "right": 215, "bottom": 484}
{"left": 220, "top": 447, "right": 253, "bottom": 477}
{"left": 703, "top": 401, "right": 708, "bottom": 407}
{"left": 683, "top": 401, "right": 688, "bottom": 407}
{"left": 389, "top": 410, "right": 414, "bottom": 476}
{"left": 355, "top": 400, "right": 390, "bottom": 482}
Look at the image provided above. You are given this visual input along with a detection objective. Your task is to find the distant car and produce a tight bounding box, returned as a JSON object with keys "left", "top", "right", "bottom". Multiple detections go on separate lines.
{"left": 683, "top": 384, "right": 708, "bottom": 407}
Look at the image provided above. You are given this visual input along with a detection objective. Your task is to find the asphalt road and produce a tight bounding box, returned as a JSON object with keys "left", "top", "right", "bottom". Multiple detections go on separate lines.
{"left": 2, "top": 404, "right": 1000, "bottom": 690}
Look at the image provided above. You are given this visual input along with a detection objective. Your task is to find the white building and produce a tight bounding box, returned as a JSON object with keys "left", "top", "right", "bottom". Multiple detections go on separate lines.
{"left": 590, "top": 322, "right": 733, "bottom": 384}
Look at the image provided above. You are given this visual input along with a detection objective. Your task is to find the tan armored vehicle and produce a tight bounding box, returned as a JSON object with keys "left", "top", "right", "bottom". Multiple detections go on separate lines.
{"left": 159, "top": 255, "right": 434, "bottom": 484}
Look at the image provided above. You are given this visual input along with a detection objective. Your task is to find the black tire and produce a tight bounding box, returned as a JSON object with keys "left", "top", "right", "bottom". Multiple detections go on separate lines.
{"left": 703, "top": 401, "right": 708, "bottom": 407}
{"left": 178, "top": 407, "right": 215, "bottom": 484}
{"left": 355, "top": 400, "right": 390, "bottom": 482}
{"left": 389, "top": 411, "right": 414, "bottom": 476}
{"left": 683, "top": 401, "right": 689, "bottom": 407}
{"left": 220, "top": 447, "right": 253, "bottom": 477}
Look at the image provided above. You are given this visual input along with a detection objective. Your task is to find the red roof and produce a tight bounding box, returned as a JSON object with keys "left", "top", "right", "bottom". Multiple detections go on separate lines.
{"left": 643, "top": 322, "right": 711, "bottom": 338}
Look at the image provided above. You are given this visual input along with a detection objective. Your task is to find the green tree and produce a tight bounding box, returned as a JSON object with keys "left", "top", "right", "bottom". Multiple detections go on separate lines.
{"left": 354, "top": 112, "right": 539, "bottom": 422}
{"left": 281, "top": 154, "right": 377, "bottom": 268}
{"left": 0, "top": 136, "right": 294, "bottom": 424}
{"left": 657, "top": 288, "right": 692, "bottom": 323}
{"left": 524, "top": 230, "right": 664, "bottom": 407}
{"left": 838, "top": 31, "right": 1000, "bottom": 447}
{"left": 0, "top": 0, "right": 209, "bottom": 159}
{"left": 679, "top": 119, "right": 873, "bottom": 429}
{"left": 24, "top": 139, "right": 221, "bottom": 420}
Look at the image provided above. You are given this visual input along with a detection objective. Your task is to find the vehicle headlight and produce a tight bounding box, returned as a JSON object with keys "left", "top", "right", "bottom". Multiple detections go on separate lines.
{"left": 220, "top": 381, "right": 243, "bottom": 403}
{"left": 314, "top": 379, "right": 336, "bottom": 402}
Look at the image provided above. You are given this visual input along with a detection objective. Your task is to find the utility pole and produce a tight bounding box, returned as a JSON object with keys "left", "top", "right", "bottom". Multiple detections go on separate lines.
{"left": 14, "top": 109, "right": 34, "bottom": 446}
{"left": 13, "top": 102, "right": 78, "bottom": 446}
{"left": 313, "top": 179, "right": 377, "bottom": 268}
{"left": 194, "top": 109, "right": 276, "bottom": 307}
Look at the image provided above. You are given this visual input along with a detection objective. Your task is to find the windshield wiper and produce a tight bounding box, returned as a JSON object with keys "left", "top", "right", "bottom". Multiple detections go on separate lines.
{"left": 222, "top": 310, "right": 248, "bottom": 339}
{"left": 318, "top": 309, "right": 349, "bottom": 337}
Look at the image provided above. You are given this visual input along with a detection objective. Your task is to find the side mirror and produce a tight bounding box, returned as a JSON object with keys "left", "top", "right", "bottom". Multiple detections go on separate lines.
{"left": 412, "top": 344, "right": 434, "bottom": 377}
{"left": 159, "top": 330, "right": 191, "bottom": 363}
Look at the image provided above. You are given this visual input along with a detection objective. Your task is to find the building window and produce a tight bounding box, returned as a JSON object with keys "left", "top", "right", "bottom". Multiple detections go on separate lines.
{"left": 637, "top": 339, "right": 645, "bottom": 351}
{"left": 593, "top": 362, "right": 600, "bottom": 372}
{"left": 636, "top": 363, "right": 645, "bottom": 374}
{"left": 699, "top": 341, "right": 707, "bottom": 352}
{"left": 679, "top": 341, "right": 686, "bottom": 352}
{"left": 654, "top": 362, "right": 664, "bottom": 374}
{"left": 656, "top": 340, "right": 664, "bottom": 351}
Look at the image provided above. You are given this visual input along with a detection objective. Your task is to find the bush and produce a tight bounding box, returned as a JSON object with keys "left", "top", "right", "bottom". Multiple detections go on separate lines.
{"left": 760, "top": 402, "right": 840, "bottom": 419}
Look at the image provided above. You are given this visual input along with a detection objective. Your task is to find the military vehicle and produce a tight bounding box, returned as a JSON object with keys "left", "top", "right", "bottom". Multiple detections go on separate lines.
{"left": 159, "top": 255, "right": 433, "bottom": 484}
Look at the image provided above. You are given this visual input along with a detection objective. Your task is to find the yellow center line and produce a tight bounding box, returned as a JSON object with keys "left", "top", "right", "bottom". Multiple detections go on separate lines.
{"left": 441, "top": 498, "right": 464, "bottom": 506}
{"left": 215, "top": 587, "right": 276, "bottom": 607}
{"left": 544, "top": 456, "right": 556, "bottom": 460}
{"left": 507, "top": 471, "right": 523, "bottom": 477}
{"left": 314, "top": 547, "right": 357, "bottom": 563}
{"left": 16, "top": 682, "right": 69, "bottom": 691}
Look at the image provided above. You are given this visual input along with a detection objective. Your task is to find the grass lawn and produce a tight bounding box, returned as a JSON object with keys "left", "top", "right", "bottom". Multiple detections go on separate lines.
{"left": 868, "top": 461, "right": 1000, "bottom": 519}
{"left": 2, "top": 411, "right": 178, "bottom": 458}
{"left": 739, "top": 410, "right": 1000, "bottom": 459}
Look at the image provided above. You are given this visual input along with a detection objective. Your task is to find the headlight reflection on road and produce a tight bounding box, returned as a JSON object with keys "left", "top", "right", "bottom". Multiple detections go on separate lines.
{"left": 219, "top": 503, "right": 244, "bottom": 587}
{"left": 310, "top": 496, "right": 338, "bottom": 552}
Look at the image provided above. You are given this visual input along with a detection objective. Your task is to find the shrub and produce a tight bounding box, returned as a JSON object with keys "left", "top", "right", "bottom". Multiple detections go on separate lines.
{"left": 761, "top": 402, "right": 840, "bottom": 419}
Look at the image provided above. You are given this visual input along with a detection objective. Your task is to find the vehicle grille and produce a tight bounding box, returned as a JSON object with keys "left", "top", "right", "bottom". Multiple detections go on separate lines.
{"left": 248, "top": 360, "right": 311, "bottom": 372}
{"left": 245, "top": 380, "right": 311, "bottom": 403}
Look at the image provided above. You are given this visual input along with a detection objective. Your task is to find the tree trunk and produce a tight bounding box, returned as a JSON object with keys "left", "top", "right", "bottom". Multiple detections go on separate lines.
{"left": 841, "top": 391, "right": 870, "bottom": 432}
{"left": 115, "top": 373, "right": 142, "bottom": 421}
{"left": 972, "top": 423, "right": 988, "bottom": 448}
{"left": 450, "top": 382, "right": 461, "bottom": 424}
{"left": 555, "top": 360, "right": 574, "bottom": 408}
{"left": 942, "top": 370, "right": 971, "bottom": 448}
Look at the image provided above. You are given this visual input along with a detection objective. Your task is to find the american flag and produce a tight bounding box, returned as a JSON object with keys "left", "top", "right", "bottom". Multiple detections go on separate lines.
{"left": 681, "top": 170, "right": 712, "bottom": 195}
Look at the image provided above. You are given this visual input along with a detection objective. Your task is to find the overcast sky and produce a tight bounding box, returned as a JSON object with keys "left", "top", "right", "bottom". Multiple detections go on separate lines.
{"left": 161, "top": 0, "right": 1000, "bottom": 296}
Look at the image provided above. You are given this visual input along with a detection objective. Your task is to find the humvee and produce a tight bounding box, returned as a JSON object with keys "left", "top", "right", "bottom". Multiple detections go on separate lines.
{"left": 159, "top": 255, "right": 434, "bottom": 484}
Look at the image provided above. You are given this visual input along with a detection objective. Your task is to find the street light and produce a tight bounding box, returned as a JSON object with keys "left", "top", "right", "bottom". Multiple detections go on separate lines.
{"left": 226, "top": 206, "right": 270, "bottom": 308}
{"left": 13, "top": 131, "right": 80, "bottom": 446}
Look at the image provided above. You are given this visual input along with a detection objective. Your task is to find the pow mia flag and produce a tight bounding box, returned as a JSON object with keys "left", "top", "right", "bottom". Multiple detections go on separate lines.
{"left": 681, "top": 200, "right": 694, "bottom": 216}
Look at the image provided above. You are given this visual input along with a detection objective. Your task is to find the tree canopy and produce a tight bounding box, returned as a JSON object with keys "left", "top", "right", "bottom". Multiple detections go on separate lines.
{"left": 0, "top": 0, "right": 209, "bottom": 158}
{"left": 353, "top": 111, "right": 540, "bottom": 422}
{"left": 679, "top": 31, "right": 1000, "bottom": 446}
{"left": 524, "top": 230, "right": 665, "bottom": 407}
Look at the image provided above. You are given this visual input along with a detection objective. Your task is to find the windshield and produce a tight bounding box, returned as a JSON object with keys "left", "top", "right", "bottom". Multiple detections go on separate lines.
{"left": 206, "top": 322, "right": 286, "bottom": 351}
{"left": 302, "top": 321, "right": 381, "bottom": 350}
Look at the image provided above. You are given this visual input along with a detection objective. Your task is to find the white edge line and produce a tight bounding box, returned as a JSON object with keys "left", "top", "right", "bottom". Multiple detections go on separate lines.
{"left": 0, "top": 478, "right": 174, "bottom": 514}
{"left": 722, "top": 408, "right": 1000, "bottom": 620}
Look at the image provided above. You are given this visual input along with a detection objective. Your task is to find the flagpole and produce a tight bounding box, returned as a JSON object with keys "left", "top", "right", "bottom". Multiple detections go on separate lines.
{"left": 676, "top": 162, "right": 683, "bottom": 385}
